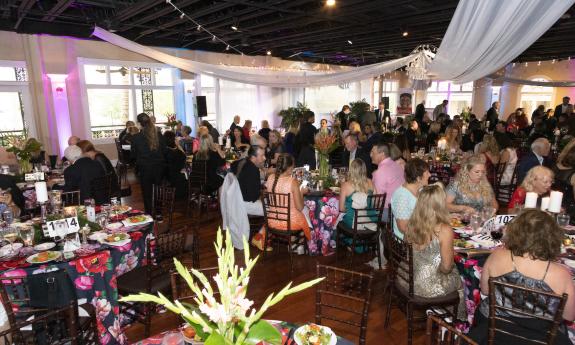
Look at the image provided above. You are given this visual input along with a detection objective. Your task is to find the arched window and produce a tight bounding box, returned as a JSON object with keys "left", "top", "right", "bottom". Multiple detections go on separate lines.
{"left": 520, "top": 78, "right": 554, "bottom": 116}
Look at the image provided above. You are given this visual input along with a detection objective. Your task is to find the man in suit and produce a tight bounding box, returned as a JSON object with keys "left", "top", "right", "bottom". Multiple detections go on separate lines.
{"left": 229, "top": 115, "right": 241, "bottom": 132}
{"left": 375, "top": 101, "right": 391, "bottom": 126}
{"left": 336, "top": 105, "right": 352, "bottom": 131}
{"left": 516, "top": 137, "right": 551, "bottom": 184}
{"left": 553, "top": 96, "right": 573, "bottom": 118}
{"left": 341, "top": 133, "right": 373, "bottom": 177}
{"left": 295, "top": 111, "right": 318, "bottom": 168}
{"left": 63, "top": 145, "right": 106, "bottom": 203}
{"left": 485, "top": 101, "right": 499, "bottom": 131}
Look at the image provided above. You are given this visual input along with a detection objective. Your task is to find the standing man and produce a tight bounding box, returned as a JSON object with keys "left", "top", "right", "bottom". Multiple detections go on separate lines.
{"left": 375, "top": 100, "right": 391, "bottom": 126}
{"left": 485, "top": 101, "right": 500, "bottom": 132}
{"left": 336, "top": 105, "right": 352, "bottom": 131}
{"left": 370, "top": 142, "right": 404, "bottom": 210}
{"left": 554, "top": 96, "right": 573, "bottom": 118}
{"left": 230, "top": 115, "right": 241, "bottom": 132}
{"left": 432, "top": 100, "right": 448, "bottom": 120}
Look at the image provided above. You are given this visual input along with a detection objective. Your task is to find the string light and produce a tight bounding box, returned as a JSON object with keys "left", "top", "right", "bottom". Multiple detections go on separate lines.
{"left": 402, "top": 31, "right": 409, "bottom": 37}
{"left": 326, "top": 0, "right": 336, "bottom": 6}
{"left": 226, "top": 45, "right": 230, "bottom": 51}
{"left": 231, "top": 26, "right": 238, "bottom": 31}
{"left": 165, "top": 0, "right": 244, "bottom": 55}
{"left": 552, "top": 59, "right": 556, "bottom": 64}
{"left": 347, "top": 40, "right": 353, "bottom": 45}
{"left": 266, "top": 50, "right": 272, "bottom": 55}
{"left": 537, "top": 61, "right": 541, "bottom": 66}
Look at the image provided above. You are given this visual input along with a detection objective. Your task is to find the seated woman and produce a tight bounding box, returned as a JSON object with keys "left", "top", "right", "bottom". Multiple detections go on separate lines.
{"left": 402, "top": 184, "right": 466, "bottom": 320}
{"left": 231, "top": 126, "right": 250, "bottom": 154}
{"left": 194, "top": 134, "right": 225, "bottom": 193}
{"left": 390, "top": 158, "right": 430, "bottom": 239}
{"left": 446, "top": 154, "right": 498, "bottom": 214}
{"left": 508, "top": 166, "right": 553, "bottom": 210}
{"left": 179, "top": 126, "right": 198, "bottom": 155}
{"left": 263, "top": 154, "right": 311, "bottom": 241}
{"left": 445, "top": 125, "right": 462, "bottom": 152}
{"left": 469, "top": 210, "right": 575, "bottom": 345}
{"left": 76, "top": 140, "right": 119, "bottom": 196}
{"left": 389, "top": 143, "right": 407, "bottom": 170}
{"left": 0, "top": 174, "right": 24, "bottom": 217}
{"left": 266, "top": 130, "right": 284, "bottom": 167}
{"left": 339, "top": 158, "right": 376, "bottom": 229}
{"left": 163, "top": 131, "right": 187, "bottom": 198}
{"left": 497, "top": 135, "right": 517, "bottom": 186}
{"left": 555, "top": 139, "right": 575, "bottom": 212}
{"left": 426, "top": 122, "right": 441, "bottom": 150}
{"left": 26, "top": 138, "right": 46, "bottom": 165}
{"left": 478, "top": 134, "right": 500, "bottom": 185}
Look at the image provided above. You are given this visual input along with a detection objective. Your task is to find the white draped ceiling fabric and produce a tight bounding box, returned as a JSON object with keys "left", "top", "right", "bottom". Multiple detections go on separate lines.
{"left": 92, "top": 26, "right": 421, "bottom": 88}
{"left": 428, "top": 0, "right": 575, "bottom": 84}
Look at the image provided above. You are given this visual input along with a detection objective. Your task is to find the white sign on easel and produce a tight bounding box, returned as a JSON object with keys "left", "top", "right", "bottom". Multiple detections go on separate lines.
{"left": 43, "top": 217, "right": 80, "bottom": 238}
{"left": 482, "top": 214, "right": 516, "bottom": 233}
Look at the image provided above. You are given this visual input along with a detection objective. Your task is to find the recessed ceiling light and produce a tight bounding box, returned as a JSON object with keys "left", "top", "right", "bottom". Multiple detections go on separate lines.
{"left": 402, "top": 31, "right": 409, "bottom": 37}
{"left": 347, "top": 40, "right": 353, "bottom": 44}
{"left": 266, "top": 50, "right": 272, "bottom": 55}
{"left": 231, "top": 25, "right": 238, "bottom": 31}
{"left": 326, "top": 0, "right": 336, "bottom": 6}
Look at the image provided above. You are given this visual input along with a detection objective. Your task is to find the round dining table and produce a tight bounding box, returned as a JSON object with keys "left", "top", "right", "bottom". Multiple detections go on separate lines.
{"left": 303, "top": 190, "right": 340, "bottom": 256}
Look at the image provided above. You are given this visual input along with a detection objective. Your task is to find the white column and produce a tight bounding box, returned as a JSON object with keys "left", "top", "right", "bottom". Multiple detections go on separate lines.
{"left": 47, "top": 74, "right": 72, "bottom": 157}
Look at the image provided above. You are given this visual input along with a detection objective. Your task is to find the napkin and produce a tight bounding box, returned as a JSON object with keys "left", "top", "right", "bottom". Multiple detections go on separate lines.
{"left": 471, "top": 234, "right": 500, "bottom": 248}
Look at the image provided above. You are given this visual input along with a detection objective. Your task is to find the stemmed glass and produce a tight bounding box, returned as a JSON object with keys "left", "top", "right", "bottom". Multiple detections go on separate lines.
{"left": 18, "top": 226, "right": 33, "bottom": 247}
{"left": 2, "top": 227, "right": 18, "bottom": 256}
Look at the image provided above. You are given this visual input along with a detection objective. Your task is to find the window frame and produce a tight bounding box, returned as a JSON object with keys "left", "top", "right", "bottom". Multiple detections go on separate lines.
{"left": 78, "top": 58, "right": 179, "bottom": 144}
{"left": 426, "top": 80, "right": 474, "bottom": 116}
{"left": 519, "top": 77, "right": 555, "bottom": 118}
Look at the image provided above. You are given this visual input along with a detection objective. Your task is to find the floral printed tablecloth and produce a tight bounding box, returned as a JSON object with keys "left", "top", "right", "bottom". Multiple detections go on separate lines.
{"left": 0, "top": 223, "right": 153, "bottom": 345}
{"left": 304, "top": 193, "right": 339, "bottom": 256}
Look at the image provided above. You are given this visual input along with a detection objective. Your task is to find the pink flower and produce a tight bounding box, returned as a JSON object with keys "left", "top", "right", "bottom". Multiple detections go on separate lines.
{"left": 74, "top": 275, "right": 94, "bottom": 290}
{"left": 94, "top": 298, "right": 112, "bottom": 320}
{"left": 108, "top": 319, "right": 126, "bottom": 343}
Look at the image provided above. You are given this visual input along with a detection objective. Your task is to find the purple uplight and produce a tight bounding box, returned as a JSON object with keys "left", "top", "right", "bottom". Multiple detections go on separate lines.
{"left": 47, "top": 74, "right": 72, "bottom": 157}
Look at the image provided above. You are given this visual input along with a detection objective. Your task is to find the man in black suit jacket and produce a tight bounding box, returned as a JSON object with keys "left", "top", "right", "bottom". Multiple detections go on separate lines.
{"left": 553, "top": 96, "right": 573, "bottom": 118}
{"left": 341, "top": 133, "right": 373, "bottom": 177}
{"left": 375, "top": 101, "right": 391, "bottom": 127}
{"left": 516, "top": 137, "right": 551, "bottom": 184}
{"left": 485, "top": 101, "right": 500, "bottom": 131}
{"left": 63, "top": 146, "right": 105, "bottom": 203}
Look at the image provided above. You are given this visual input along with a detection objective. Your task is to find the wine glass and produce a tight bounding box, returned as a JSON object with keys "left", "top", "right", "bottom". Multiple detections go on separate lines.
{"left": 2, "top": 227, "right": 18, "bottom": 256}
{"left": 18, "top": 226, "right": 33, "bottom": 247}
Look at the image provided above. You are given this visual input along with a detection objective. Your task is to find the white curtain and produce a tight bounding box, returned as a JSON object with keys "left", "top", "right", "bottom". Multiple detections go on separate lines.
{"left": 428, "top": 0, "right": 575, "bottom": 84}
{"left": 496, "top": 76, "right": 575, "bottom": 87}
{"left": 92, "top": 26, "right": 419, "bottom": 88}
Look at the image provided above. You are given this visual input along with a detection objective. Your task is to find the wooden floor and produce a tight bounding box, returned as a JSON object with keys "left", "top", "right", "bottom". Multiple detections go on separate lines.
{"left": 122, "top": 177, "right": 426, "bottom": 345}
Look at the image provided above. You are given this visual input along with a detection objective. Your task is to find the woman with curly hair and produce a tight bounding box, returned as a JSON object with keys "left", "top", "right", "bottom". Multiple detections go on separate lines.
{"left": 446, "top": 154, "right": 498, "bottom": 214}
{"left": 469, "top": 209, "right": 575, "bottom": 344}
{"left": 444, "top": 124, "right": 462, "bottom": 152}
{"left": 478, "top": 134, "right": 500, "bottom": 185}
{"left": 508, "top": 165, "right": 553, "bottom": 210}
{"left": 555, "top": 138, "right": 575, "bottom": 209}
{"left": 402, "top": 183, "right": 466, "bottom": 320}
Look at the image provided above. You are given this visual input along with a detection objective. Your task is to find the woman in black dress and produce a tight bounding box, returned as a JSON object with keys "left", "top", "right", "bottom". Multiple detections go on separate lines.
{"left": 131, "top": 113, "right": 167, "bottom": 213}
{"left": 163, "top": 131, "right": 187, "bottom": 199}
{"left": 76, "top": 140, "right": 120, "bottom": 197}
{"left": 195, "top": 134, "right": 225, "bottom": 193}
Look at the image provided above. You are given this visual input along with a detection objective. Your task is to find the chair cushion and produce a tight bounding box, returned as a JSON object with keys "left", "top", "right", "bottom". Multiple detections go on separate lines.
{"left": 117, "top": 267, "right": 171, "bottom": 294}
{"left": 337, "top": 222, "right": 379, "bottom": 237}
{"left": 394, "top": 281, "right": 459, "bottom": 305}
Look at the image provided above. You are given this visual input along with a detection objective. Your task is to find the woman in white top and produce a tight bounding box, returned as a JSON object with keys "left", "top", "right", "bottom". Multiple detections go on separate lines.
{"left": 498, "top": 135, "right": 518, "bottom": 186}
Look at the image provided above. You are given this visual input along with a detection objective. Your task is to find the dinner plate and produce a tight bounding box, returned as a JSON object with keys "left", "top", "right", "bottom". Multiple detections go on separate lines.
{"left": 26, "top": 251, "right": 61, "bottom": 264}
{"left": 102, "top": 233, "right": 130, "bottom": 247}
{"left": 106, "top": 222, "right": 124, "bottom": 231}
{"left": 33, "top": 242, "right": 56, "bottom": 251}
{"left": 88, "top": 231, "right": 108, "bottom": 242}
{"left": 294, "top": 324, "right": 337, "bottom": 345}
{"left": 0, "top": 243, "right": 23, "bottom": 257}
{"left": 122, "top": 215, "right": 153, "bottom": 227}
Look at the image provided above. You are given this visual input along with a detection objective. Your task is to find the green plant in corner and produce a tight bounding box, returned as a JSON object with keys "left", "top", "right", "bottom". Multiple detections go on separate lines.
{"left": 349, "top": 99, "right": 370, "bottom": 123}
{"left": 278, "top": 102, "right": 309, "bottom": 130}
{"left": 120, "top": 229, "right": 324, "bottom": 344}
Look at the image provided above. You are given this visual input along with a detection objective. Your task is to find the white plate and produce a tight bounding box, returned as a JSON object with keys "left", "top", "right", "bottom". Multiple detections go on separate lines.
{"left": 106, "top": 222, "right": 123, "bottom": 231}
{"left": 33, "top": 242, "right": 56, "bottom": 251}
{"left": 25, "top": 251, "right": 61, "bottom": 264}
{"left": 294, "top": 324, "right": 337, "bottom": 345}
{"left": 121, "top": 215, "right": 153, "bottom": 227}
{"left": 0, "top": 243, "right": 23, "bottom": 257}
{"left": 88, "top": 232, "right": 108, "bottom": 242}
{"left": 102, "top": 233, "right": 131, "bottom": 247}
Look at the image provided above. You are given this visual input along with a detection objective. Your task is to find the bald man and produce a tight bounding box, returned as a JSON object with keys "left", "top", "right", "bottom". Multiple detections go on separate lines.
{"left": 68, "top": 136, "right": 80, "bottom": 146}
{"left": 230, "top": 115, "right": 241, "bottom": 132}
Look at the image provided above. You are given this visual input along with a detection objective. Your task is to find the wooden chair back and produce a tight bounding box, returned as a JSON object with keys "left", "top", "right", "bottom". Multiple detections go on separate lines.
{"left": 262, "top": 192, "right": 291, "bottom": 231}
{"left": 384, "top": 226, "right": 415, "bottom": 296}
{"left": 90, "top": 173, "right": 113, "bottom": 204}
{"left": 487, "top": 278, "right": 568, "bottom": 345}
{"left": 494, "top": 161, "right": 518, "bottom": 205}
{"left": 188, "top": 159, "right": 208, "bottom": 195}
{"left": 114, "top": 138, "right": 128, "bottom": 165}
{"left": 315, "top": 264, "right": 373, "bottom": 345}
{"left": 351, "top": 193, "right": 386, "bottom": 232}
{"left": 61, "top": 190, "right": 81, "bottom": 207}
{"left": 147, "top": 229, "right": 186, "bottom": 292}
{"left": 426, "top": 314, "right": 478, "bottom": 345}
{"left": 151, "top": 184, "right": 176, "bottom": 229}
{"left": 171, "top": 267, "right": 219, "bottom": 303}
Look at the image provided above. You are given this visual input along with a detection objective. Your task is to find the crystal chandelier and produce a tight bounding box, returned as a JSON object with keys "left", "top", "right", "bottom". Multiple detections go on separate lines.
{"left": 405, "top": 45, "right": 436, "bottom": 81}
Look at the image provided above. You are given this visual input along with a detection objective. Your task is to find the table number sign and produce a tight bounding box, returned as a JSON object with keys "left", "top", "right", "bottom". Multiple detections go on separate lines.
{"left": 482, "top": 214, "right": 516, "bottom": 233}
{"left": 24, "top": 172, "right": 45, "bottom": 182}
{"left": 44, "top": 216, "right": 80, "bottom": 238}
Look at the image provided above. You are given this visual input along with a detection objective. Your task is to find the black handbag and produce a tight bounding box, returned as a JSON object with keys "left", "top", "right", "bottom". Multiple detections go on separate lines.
{"left": 28, "top": 270, "right": 77, "bottom": 309}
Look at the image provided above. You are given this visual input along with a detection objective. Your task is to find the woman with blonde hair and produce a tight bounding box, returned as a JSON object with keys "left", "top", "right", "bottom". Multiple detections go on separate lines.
{"left": 339, "top": 158, "right": 376, "bottom": 228}
{"left": 444, "top": 125, "right": 462, "bottom": 152}
{"left": 446, "top": 154, "right": 498, "bottom": 214}
{"left": 478, "top": 134, "right": 500, "bottom": 185}
{"left": 508, "top": 165, "right": 553, "bottom": 210}
{"left": 555, "top": 138, "right": 575, "bottom": 212}
{"left": 266, "top": 130, "right": 284, "bottom": 167}
{"left": 195, "top": 134, "right": 225, "bottom": 193}
{"left": 402, "top": 184, "right": 466, "bottom": 320}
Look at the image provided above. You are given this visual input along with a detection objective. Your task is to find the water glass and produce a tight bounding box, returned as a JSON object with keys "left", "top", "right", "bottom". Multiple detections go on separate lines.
{"left": 18, "top": 226, "right": 33, "bottom": 246}
{"left": 470, "top": 214, "right": 482, "bottom": 234}
{"left": 557, "top": 213, "right": 571, "bottom": 227}
{"left": 2, "top": 209, "right": 13, "bottom": 226}
{"left": 481, "top": 207, "right": 495, "bottom": 223}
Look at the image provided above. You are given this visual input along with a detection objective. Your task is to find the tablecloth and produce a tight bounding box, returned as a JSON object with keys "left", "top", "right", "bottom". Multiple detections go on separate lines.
{"left": 304, "top": 193, "right": 339, "bottom": 256}
{"left": 0, "top": 222, "right": 153, "bottom": 345}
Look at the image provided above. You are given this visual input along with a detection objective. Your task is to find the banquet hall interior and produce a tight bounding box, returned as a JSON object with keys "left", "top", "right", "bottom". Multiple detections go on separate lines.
{"left": 4, "top": 0, "right": 575, "bottom": 344}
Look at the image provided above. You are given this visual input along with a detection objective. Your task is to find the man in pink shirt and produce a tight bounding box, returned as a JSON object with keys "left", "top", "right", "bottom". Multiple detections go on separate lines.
{"left": 370, "top": 142, "right": 405, "bottom": 208}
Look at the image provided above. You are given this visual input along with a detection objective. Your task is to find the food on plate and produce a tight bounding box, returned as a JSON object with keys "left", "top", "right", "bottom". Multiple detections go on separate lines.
{"left": 294, "top": 324, "right": 333, "bottom": 345}
{"left": 113, "top": 205, "right": 131, "bottom": 213}
{"left": 453, "top": 239, "right": 475, "bottom": 249}
{"left": 126, "top": 215, "right": 148, "bottom": 224}
{"left": 104, "top": 233, "right": 129, "bottom": 243}
{"left": 28, "top": 251, "right": 60, "bottom": 263}
{"left": 450, "top": 218, "right": 463, "bottom": 227}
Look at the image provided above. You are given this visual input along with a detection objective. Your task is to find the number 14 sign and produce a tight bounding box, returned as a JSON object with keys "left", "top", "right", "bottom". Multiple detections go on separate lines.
{"left": 43, "top": 217, "right": 81, "bottom": 238}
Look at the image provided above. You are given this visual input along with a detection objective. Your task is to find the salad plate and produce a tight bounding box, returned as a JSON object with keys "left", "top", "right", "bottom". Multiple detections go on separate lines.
{"left": 26, "top": 251, "right": 61, "bottom": 264}
{"left": 294, "top": 324, "right": 336, "bottom": 345}
{"left": 122, "top": 215, "right": 153, "bottom": 227}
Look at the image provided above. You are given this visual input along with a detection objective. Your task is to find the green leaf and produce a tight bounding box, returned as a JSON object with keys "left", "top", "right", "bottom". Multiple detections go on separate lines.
{"left": 204, "top": 332, "right": 234, "bottom": 345}
{"left": 244, "top": 320, "right": 282, "bottom": 345}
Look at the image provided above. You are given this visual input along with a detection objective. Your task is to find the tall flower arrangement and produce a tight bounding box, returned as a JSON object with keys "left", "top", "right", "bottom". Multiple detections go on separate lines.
{"left": 165, "top": 113, "right": 179, "bottom": 131}
{"left": 6, "top": 125, "right": 41, "bottom": 174}
{"left": 314, "top": 132, "right": 340, "bottom": 178}
{"left": 120, "top": 229, "right": 323, "bottom": 344}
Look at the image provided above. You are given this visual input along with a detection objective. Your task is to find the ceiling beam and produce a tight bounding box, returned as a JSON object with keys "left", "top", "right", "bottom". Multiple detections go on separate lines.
{"left": 118, "top": 0, "right": 200, "bottom": 30}
{"left": 113, "top": 0, "right": 165, "bottom": 22}
{"left": 41, "top": 0, "right": 75, "bottom": 22}
{"left": 14, "top": 0, "right": 36, "bottom": 29}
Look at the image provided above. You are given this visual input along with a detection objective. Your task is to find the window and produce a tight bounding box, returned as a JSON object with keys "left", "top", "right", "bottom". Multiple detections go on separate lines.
{"left": 382, "top": 81, "right": 398, "bottom": 113}
{"left": 0, "top": 62, "right": 31, "bottom": 146}
{"left": 520, "top": 78, "right": 554, "bottom": 117}
{"left": 81, "top": 61, "right": 176, "bottom": 139}
{"left": 199, "top": 74, "right": 218, "bottom": 125}
{"left": 373, "top": 79, "right": 380, "bottom": 107}
{"left": 219, "top": 79, "right": 259, "bottom": 130}
{"left": 426, "top": 81, "right": 473, "bottom": 116}
{"left": 491, "top": 86, "right": 501, "bottom": 104}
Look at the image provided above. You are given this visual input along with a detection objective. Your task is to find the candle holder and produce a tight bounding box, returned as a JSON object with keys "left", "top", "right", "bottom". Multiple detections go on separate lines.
{"left": 39, "top": 201, "right": 48, "bottom": 222}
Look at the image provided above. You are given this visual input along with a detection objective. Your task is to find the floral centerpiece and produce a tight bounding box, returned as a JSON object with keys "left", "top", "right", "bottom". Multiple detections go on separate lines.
{"left": 314, "top": 133, "right": 339, "bottom": 178}
{"left": 459, "top": 106, "right": 472, "bottom": 123}
{"left": 165, "top": 113, "right": 179, "bottom": 131}
{"left": 120, "top": 229, "right": 324, "bottom": 344}
{"left": 6, "top": 126, "right": 42, "bottom": 175}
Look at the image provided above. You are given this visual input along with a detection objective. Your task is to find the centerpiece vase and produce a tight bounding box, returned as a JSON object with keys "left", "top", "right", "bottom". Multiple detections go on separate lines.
{"left": 19, "top": 159, "right": 31, "bottom": 175}
{"left": 318, "top": 152, "right": 329, "bottom": 178}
